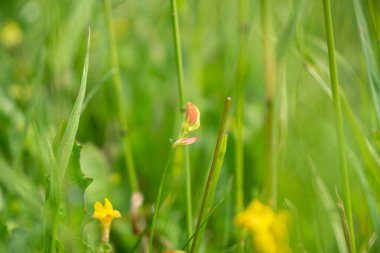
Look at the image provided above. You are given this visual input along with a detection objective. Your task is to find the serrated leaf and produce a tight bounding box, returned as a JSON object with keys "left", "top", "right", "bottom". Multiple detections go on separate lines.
{"left": 67, "top": 142, "right": 93, "bottom": 191}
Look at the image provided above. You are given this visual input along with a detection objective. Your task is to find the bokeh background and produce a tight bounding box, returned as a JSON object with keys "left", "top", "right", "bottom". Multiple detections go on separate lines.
{"left": 0, "top": 0, "right": 379, "bottom": 252}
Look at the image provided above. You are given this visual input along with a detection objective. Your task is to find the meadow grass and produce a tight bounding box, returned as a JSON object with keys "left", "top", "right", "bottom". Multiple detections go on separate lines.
{"left": 0, "top": 0, "right": 380, "bottom": 252}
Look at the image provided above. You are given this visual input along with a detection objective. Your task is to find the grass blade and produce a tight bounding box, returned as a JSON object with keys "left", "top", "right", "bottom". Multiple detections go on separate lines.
{"left": 102, "top": 0, "right": 139, "bottom": 192}
{"left": 276, "top": 0, "right": 306, "bottom": 63}
{"left": 190, "top": 97, "right": 231, "bottom": 253}
{"left": 335, "top": 188, "right": 353, "bottom": 253}
{"left": 352, "top": 0, "right": 380, "bottom": 126}
{"left": 302, "top": 52, "right": 380, "bottom": 184}
{"left": 182, "top": 197, "right": 224, "bottom": 250}
{"left": 321, "top": 0, "right": 356, "bottom": 249}
{"left": 346, "top": 147, "right": 380, "bottom": 249}
{"left": 149, "top": 148, "right": 176, "bottom": 253}
{"left": 56, "top": 29, "right": 90, "bottom": 183}
{"left": 310, "top": 159, "right": 348, "bottom": 253}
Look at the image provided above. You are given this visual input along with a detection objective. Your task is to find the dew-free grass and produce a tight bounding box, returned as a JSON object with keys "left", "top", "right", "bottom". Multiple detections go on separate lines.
{"left": 0, "top": 0, "right": 380, "bottom": 252}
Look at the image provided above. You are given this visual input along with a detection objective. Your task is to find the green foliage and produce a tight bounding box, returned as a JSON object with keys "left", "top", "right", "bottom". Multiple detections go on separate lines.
{"left": 0, "top": 0, "right": 379, "bottom": 252}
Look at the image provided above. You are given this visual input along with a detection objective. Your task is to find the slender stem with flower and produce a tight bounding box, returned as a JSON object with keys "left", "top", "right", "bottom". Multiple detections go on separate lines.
{"left": 170, "top": 0, "right": 193, "bottom": 239}
{"left": 149, "top": 102, "right": 200, "bottom": 253}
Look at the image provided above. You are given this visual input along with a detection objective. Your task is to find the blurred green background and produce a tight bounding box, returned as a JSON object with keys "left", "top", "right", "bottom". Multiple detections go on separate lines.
{"left": 0, "top": 0, "right": 379, "bottom": 252}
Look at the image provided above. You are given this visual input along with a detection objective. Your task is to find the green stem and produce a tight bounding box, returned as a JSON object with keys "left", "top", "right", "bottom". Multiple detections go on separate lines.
{"left": 321, "top": 0, "right": 356, "bottom": 251}
{"left": 261, "top": 0, "right": 277, "bottom": 208}
{"left": 170, "top": 0, "right": 193, "bottom": 238}
{"left": 43, "top": 140, "right": 60, "bottom": 253}
{"left": 235, "top": 94, "right": 244, "bottom": 213}
{"left": 235, "top": 0, "right": 248, "bottom": 214}
{"left": 102, "top": 0, "right": 139, "bottom": 192}
{"left": 171, "top": 0, "right": 186, "bottom": 112}
{"left": 149, "top": 148, "right": 175, "bottom": 253}
{"left": 190, "top": 97, "right": 232, "bottom": 253}
{"left": 43, "top": 166, "right": 60, "bottom": 253}
{"left": 184, "top": 146, "right": 193, "bottom": 237}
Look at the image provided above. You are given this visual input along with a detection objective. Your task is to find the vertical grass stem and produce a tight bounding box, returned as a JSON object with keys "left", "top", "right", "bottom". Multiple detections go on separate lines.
{"left": 190, "top": 97, "right": 232, "bottom": 253}
{"left": 321, "top": 0, "right": 356, "bottom": 251}
{"left": 170, "top": 0, "right": 193, "bottom": 238}
{"left": 102, "top": 0, "right": 139, "bottom": 192}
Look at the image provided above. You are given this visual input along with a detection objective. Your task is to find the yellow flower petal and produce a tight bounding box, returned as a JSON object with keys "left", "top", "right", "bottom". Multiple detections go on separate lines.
{"left": 235, "top": 199, "right": 291, "bottom": 253}
{"left": 92, "top": 198, "right": 121, "bottom": 229}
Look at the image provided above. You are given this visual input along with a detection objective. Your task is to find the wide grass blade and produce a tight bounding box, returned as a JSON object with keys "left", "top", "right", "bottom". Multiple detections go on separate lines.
{"left": 56, "top": 29, "right": 90, "bottom": 183}
{"left": 42, "top": 29, "right": 91, "bottom": 253}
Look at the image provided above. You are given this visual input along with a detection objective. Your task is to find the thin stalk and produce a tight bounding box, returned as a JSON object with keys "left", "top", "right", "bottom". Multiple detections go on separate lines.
{"left": 261, "top": 0, "right": 278, "bottom": 208}
{"left": 235, "top": 0, "right": 248, "bottom": 214}
{"left": 368, "top": 0, "right": 380, "bottom": 102}
{"left": 149, "top": 149, "right": 176, "bottom": 253}
{"left": 190, "top": 97, "right": 232, "bottom": 253}
{"left": 171, "top": 0, "right": 186, "bottom": 111}
{"left": 43, "top": 148, "right": 60, "bottom": 253}
{"left": 102, "top": 0, "right": 139, "bottom": 192}
{"left": 321, "top": 0, "right": 356, "bottom": 251}
{"left": 184, "top": 147, "right": 193, "bottom": 238}
{"left": 235, "top": 70, "right": 244, "bottom": 214}
{"left": 170, "top": 0, "right": 193, "bottom": 238}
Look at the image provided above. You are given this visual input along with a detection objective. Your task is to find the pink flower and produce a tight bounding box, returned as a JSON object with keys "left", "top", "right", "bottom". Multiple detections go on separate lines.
{"left": 172, "top": 137, "right": 198, "bottom": 147}
{"left": 183, "top": 102, "right": 200, "bottom": 133}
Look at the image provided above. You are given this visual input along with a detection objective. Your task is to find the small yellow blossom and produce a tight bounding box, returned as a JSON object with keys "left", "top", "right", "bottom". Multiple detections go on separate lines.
{"left": 235, "top": 199, "right": 291, "bottom": 253}
{"left": 1, "top": 21, "right": 23, "bottom": 48}
{"left": 92, "top": 198, "right": 121, "bottom": 243}
{"left": 164, "top": 250, "right": 186, "bottom": 253}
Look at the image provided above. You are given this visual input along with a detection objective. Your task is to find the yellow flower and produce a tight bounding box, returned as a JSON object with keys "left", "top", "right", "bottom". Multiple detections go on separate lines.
{"left": 235, "top": 200, "right": 291, "bottom": 253}
{"left": 1, "top": 21, "right": 23, "bottom": 48}
{"left": 164, "top": 250, "right": 186, "bottom": 253}
{"left": 92, "top": 198, "right": 121, "bottom": 243}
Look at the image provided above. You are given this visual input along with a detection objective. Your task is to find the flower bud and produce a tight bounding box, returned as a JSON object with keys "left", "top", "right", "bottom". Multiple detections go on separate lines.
{"left": 183, "top": 102, "right": 200, "bottom": 133}
{"left": 172, "top": 137, "right": 198, "bottom": 147}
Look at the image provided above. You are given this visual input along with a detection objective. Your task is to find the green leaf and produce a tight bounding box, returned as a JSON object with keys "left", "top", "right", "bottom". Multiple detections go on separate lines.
{"left": 67, "top": 142, "right": 93, "bottom": 191}
{"left": 43, "top": 29, "right": 91, "bottom": 253}
{"left": 335, "top": 188, "right": 353, "bottom": 253}
{"left": 56, "top": 29, "right": 91, "bottom": 184}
